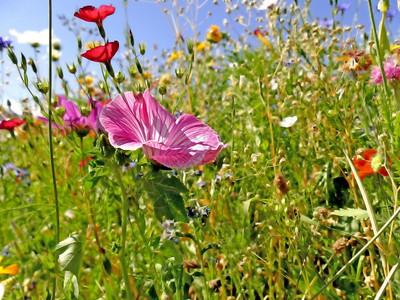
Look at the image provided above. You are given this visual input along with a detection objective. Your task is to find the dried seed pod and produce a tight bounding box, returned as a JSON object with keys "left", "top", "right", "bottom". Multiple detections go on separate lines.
{"left": 274, "top": 173, "right": 290, "bottom": 195}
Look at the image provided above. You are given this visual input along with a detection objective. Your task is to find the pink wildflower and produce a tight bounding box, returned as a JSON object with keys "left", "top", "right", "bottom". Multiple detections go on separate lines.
{"left": 370, "top": 57, "right": 400, "bottom": 83}
{"left": 99, "top": 89, "right": 225, "bottom": 169}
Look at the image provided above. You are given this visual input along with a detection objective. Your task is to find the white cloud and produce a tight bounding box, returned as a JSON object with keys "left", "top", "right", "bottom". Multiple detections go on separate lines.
{"left": 9, "top": 28, "right": 60, "bottom": 46}
{"left": 257, "top": 0, "right": 278, "bottom": 10}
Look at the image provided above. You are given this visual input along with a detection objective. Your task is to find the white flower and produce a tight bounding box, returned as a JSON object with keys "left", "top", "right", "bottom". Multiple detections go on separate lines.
{"left": 257, "top": 0, "right": 278, "bottom": 10}
{"left": 0, "top": 283, "right": 4, "bottom": 300}
{"left": 9, "top": 29, "right": 60, "bottom": 46}
{"left": 279, "top": 116, "right": 298, "bottom": 128}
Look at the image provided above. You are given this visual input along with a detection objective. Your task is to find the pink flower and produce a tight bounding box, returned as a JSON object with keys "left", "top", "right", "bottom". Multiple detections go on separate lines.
{"left": 99, "top": 90, "right": 225, "bottom": 169}
{"left": 370, "top": 57, "right": 400, "bottom": 83}
{"left": 39, "top": 96, "right": 103, "bottom": 136}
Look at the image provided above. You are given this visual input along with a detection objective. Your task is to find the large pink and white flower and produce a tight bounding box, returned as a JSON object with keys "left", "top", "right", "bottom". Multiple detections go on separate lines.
{"left": 99, "top": 90, "right": 225, "bottom": 169}
{"left": 370, "top": 57, "right": 400, "bottom": 83}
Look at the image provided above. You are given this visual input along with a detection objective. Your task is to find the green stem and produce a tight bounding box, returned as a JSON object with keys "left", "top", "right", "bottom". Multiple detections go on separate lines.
{"left": 111, "top": 163, "right": 134, "bottom": 300}
{"left": 366, "top": 0, "right": 390, "bottom": 97}
{"left": 48, "top": 0, "right": 60, "bottom": 298}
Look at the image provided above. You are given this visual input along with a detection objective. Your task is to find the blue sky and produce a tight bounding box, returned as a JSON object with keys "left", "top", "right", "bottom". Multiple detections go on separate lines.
{"left": 0, "top": 0, "right": 398, "bottom": 113}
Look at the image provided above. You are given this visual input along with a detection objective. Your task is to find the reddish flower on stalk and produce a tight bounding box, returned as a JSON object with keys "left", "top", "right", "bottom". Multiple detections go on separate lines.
{"left": 81, "top": 41, "right": 119, "bottom": 64}
{"left": 353, "top": 149, "right": 390, "bottom": 180}
{"left": 99, "top": 89, "right": 225, "bottom": 169}
{"left": 370, "top": 57, "right": 400, "bottom": 83}
{"left": 74, "top": 5, "right": 115, "bottom": 27}
{"left": 0, "top": 118, "right": 25, "bottom": 133}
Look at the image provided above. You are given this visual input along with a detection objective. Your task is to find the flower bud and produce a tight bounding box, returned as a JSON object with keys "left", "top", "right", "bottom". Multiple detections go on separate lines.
{"left": 135, "top": 58, "right": 143, "bottom": 74}
{"left": 187, "top": 40, "right": 194, "bottom": 54}
{"left": 371, "top": 154, "right": 384, "bottom": 173}
{"left": 175, "top": 67, "right": 185, "bottom": 79}
{"left": 77, "top": 36, "right": 82, "bottom": 50}
{"left": 57, "top": 66, "right": 64, "bottom": 79}
{"left": 20, "top": 53, "right": 27, "bottom": 72}
{"left": 139, "top": 43, "right": 146, "bottom": 55}
{"left": 129, "top": 29, "right": 135, "bottom": 47}
{"left": 7, "top": 48, "right": 18, "bottom": 65}
{"left": 115, "top": 71, "right": 125, "bottom": 83}
{"left": 36, "top": 80, "right": 49, "bottom": 94}
{"left": 158, "top": 85, "right": 167, "bottom": 96}
{"left": 80, "top": 105, "right": 91, "bottom": 117}
{"left": 67, "top": 63, "right": 77, "bottom": 74}
{"left": 29, "top": 58, "right": 37, "bottom": 73}
{"left": 55, "top": 106, "right": 66, "bottom": 118}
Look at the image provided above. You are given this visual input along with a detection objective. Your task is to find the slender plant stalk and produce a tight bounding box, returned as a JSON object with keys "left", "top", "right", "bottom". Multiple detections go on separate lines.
{"left": 48, "top": 0, "right": 60, "bottom": 298}
{"left": 366, "top": 0, "right": 390, "bottom": 97}
{"left": 374, "top": 261, "right": 400, "bottom": 300}
{"left": 111, "top": 163, "right": 134, "bottom": 300}
{"left": 344, "top": 151, "right": 388, "bottom": 277}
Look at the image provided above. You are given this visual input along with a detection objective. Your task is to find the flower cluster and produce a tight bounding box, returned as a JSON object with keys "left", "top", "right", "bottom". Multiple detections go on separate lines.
{"left": 370, "top": 57, "right": 400, "bottom": 83}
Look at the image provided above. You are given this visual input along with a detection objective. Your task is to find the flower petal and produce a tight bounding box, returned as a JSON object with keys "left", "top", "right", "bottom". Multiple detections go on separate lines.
{"left": 0, "top": 264, "right": 18, "bottom": 275}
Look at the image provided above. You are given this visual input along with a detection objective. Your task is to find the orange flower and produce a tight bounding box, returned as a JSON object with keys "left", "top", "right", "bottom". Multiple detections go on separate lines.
{"left": 206, "top": 25, "right": 223, "bottom": 43}
{"left": 0, "top": 264, "right": 18, "bottom": 276}
{"left": 353, "top": 149, "right": 390, "bottom": 180}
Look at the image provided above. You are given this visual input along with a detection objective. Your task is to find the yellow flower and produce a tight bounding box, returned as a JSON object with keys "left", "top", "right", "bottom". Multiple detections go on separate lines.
{"left": 85, "top": 41, "right": 101, "bottom": 50}
{"left": 143, "top": 72, "right": 151, "bottom": 79}
{"left": 206, "top": 25, "right": 223, "bottom": 43}
{"left": 167, "top": 51, "right": 183, "bottom": 63}
{"left": 196, "top": 41, "right": 209, "bottom": 52}
{"left": 159, "top": 73, "right": 173, "bottom": 86}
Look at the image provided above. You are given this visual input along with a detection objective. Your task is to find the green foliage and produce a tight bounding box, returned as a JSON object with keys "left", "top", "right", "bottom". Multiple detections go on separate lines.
{"left": 55, "top": 235, "right": 84, "bottom": 278}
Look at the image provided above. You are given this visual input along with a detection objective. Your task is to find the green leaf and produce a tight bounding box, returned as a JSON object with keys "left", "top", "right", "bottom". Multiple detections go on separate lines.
{"left": 143, "top": 172, "right": 188, "bottom": 223}
{"left": 331, "top": 208, "right": 369, "bottom": 220}
{"left": 55, "top": 235, "right": 84, "bottom": 277}
{"left": 378, "top": 15, "right": 390, "bottom": 56}
{"left": 63, "top": 271, "right": 79, "bottom": 299}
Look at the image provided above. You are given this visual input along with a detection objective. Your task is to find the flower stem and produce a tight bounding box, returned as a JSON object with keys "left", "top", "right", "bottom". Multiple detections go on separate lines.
{"left": 111, "top": 162, "right": 134, "bottom": 300}
{"left": 48, "top": 0, "right": 60, "bottom": 298}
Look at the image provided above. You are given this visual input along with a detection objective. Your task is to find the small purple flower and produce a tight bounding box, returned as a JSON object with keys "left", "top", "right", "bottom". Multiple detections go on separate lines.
{"left": 338, "top": 3, "right": 350, "bottom": 14}
{"left": 320, "top": 19, "right": 333, "bottom": 28}
{"left": 0, "top": 36, "right": 12, "bottom": 50}
{"left": 387, "top": 9, "right": 397, "bottom": 21}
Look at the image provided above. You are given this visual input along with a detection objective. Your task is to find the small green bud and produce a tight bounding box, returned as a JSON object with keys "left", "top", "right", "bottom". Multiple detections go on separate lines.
{"left": 36, "top": 80, "right": 49, "bottom": 94}
{"left": 29, "top": 58, "right": 37, "bottom": 73}
{"left": 53, "top": 41, "right": 61, "bottom": 51}
{"left": 187, "top": 40, "right": 194, "bottom": 54}
{"left": 7, "top": 48, "right": 18, "bottom": 65}
{"left": 175, "top": 67, "right": 185, "bottom": 79}
{"left": 98, "top": 25, "right": 106, "bottom": 40}
{"left": 129, "top": 29, "right": 135, "bottom": 47}
{"left": 7, "top": 100, "right": 11, "bottom": 108}
{"left": 129, "top": 66, "right": 137, "bottom": 77}
{"left": 21, "top": 53, "right": 27, "bottom": 72}
{"left": 80, "top": 105, "right": 91, "bottom": 117}
{"left": 67, "top": 63, "right": 77, "bottom": 74}
{"left": 115, "top": 71, "right": 125, "bottom": 83}
{"left": 371, "top": 154, "right": 384, "bottom": 173}
{"left": 139, "top": 43, "right": 146, "bottom": 55}
{"left": 77, "top": 36, "right": 82, "bottom": 50}
{"left": 158, "top": 85, "right": 167, "bottom": 96}
{"left": 55, "top": 106, "right": 66, "bottom": 118}
{"left": 135, "top": 58, "right": 143, "bottom": 74}
{"left": 57, "top": 66, "right": 64, "bottom": 79}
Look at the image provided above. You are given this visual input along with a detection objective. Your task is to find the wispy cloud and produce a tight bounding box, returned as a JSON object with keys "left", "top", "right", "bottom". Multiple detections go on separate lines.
{"left": 9, "top": 29, "right": 60, "bottom": 46}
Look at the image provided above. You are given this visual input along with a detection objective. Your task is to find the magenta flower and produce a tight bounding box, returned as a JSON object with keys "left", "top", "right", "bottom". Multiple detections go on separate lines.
{"left": 99, "top": 90, "right": 225, "bottom": 169}
{"left": 39, "top": 96, "right": 103, "bottom": 135}
{"left": 370, "top": 57, "right": 400, "bottom": 83}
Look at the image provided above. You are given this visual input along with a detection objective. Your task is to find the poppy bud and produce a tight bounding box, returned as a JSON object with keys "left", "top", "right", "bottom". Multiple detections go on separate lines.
{"left": 77, "top": 36, "right": 82, "bottom": 50}
{"left": 98, "top": 26, "right": 106, "bottom": 39}
{"left": 36, "top": 80, "right": 49, "bottom": 94}
{"left": 135, "top": 58, "right": 143, "bottom": 74}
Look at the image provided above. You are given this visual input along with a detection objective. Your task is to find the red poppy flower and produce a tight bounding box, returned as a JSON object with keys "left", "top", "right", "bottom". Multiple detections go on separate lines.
{"left": 74, "top": 5, "right": 115, "bottom": 27}
{"left": 0, "top": 118, "right": 25, "bottom": 132}
{"left": 81, "top": 41, "right": 119, "bottom": 64}
{"left": 353, "top": 149, "right": 390, "bottom": 180}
